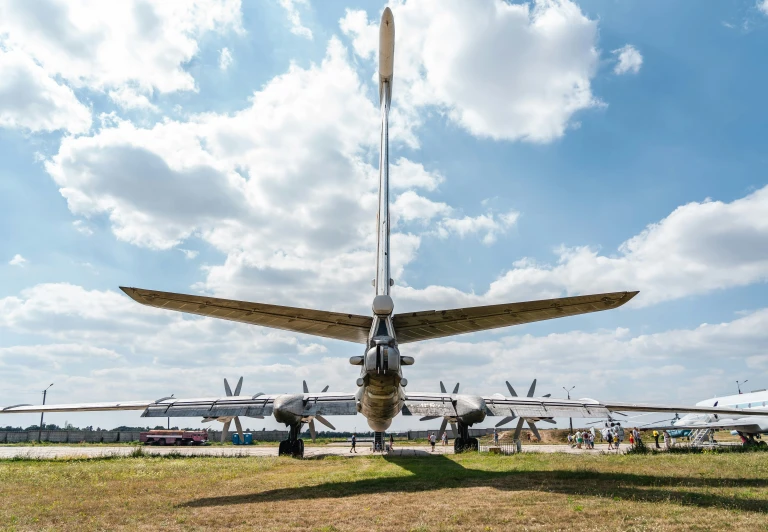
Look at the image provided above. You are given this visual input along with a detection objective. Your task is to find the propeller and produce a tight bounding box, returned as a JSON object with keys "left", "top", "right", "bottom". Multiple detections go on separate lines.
{"left": 418, "top": 382, "right": 460, "bottom": 437}
{"left": 637, "top": 413, "right": 681, "bottom": 428}
{"left": 302, "top": 380, "right": 335, "bottom": 442}
{"left": 201, "top": 376, "right": 258, "bottom": 444}
{"left": 496, "top": 379, "right": 550, "bottom": 441}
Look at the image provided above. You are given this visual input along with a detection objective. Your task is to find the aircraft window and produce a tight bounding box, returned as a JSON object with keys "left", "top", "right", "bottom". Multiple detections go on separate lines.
{"left": 376, "top": 320, "right": 389, "bottom": 337}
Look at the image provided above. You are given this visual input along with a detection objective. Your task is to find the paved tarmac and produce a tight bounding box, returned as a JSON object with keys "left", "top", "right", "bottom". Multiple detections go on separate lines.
{"left": 0, "top": 443, "right": 630, "bottom": 459}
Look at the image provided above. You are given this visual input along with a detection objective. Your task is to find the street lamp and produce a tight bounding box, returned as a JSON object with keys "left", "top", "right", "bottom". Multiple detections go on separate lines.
{"left": 563, "top": 386, "right": 575, "bottom": 434}
{"left": 737, "top": 380, "right": 748, "bottom": 395}
{"left": 38, "top": 383, "right": 54, "bottom": 443}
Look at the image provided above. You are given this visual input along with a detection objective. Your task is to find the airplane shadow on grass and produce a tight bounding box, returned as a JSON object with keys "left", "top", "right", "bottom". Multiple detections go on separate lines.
{"left": 182, "top": 454, "right": 768, "bottom": 513}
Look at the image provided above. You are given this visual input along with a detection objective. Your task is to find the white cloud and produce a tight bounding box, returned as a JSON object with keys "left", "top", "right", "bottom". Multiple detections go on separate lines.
{"left": 0, "top": 0, "right": 242, "bottom": 95}
{"left": 278, "top": 0, "right": 313, "bottom": 39}
{"left": 394, "top": 186, "right": 768, "bottom": 311}
{"left": 0, "top": 50, "right": 91, "bottom": 134}
{"left": 613, "top": 44, "right": 643, "bottom": 75}
{"left": 72, "top": 220, "right": 93, "bottom": 235}
{"left": 178, "top": 248, "right": 199, "bottom": 260}
{"left": 219, "top": 47, "right": 233, "bottom": 70}
{"left": 8, "top": 254, "right": 27, "bottom": 267}
{"left": 436, "top": 210, "right": 519, "bottom": 245}
{"left": 2, "top": 282, "right": 767, "bottom": 426}
{"left": 341, "top": 0, "right": 602, "bottom": 142}
{"left": 108, "top": 86, "right": 158, "bottom": 111}
{"left": 759, "top": 0, "right": 768, "bottom": 16}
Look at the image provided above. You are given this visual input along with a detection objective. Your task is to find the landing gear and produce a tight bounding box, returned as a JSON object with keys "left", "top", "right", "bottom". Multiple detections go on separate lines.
{"left": 278, "top": 424, "right": 304, "bottom": 458}
{"left": 452, "top": 423, "right": 478, "bottom": 453}
{"left": 454, "top": 437, "right": 479, "bottom": 453}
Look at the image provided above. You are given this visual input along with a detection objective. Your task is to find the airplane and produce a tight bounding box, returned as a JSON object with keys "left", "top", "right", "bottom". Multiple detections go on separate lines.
{"left": 4, "top": 8, "right": 768, "bottom": 458}
{"left": 667, "top": 388, "right": 768, "bottom": 446}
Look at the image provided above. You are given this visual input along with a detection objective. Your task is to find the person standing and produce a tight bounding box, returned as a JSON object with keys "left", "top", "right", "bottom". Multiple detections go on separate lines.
{"left": 429, "top": 432, "right": 436, "bottom": 452}
{"left": 389, "top": 433, "right": 394, "bottom": 452}
{"left": 350, "top": 433, "right": 357, "bottom": 453}
{"left": 493, "top": 428, "right": 499, "bottom": 446}
{"left": 663, "top": 430, "right": 670, "bottom": 450}
{"left": 653, "top": 430, "right": 660, "bottom": 449}
{"left": 442, "top": 431, "right": 448, "bottom": 446}
{"left": 606, "top": 429, "right": 613, "bottom": 450}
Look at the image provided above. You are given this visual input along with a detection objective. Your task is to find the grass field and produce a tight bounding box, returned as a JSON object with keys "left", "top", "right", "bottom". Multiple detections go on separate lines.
{"left": 2, "top": 451, "right": 767, "bottom": 531}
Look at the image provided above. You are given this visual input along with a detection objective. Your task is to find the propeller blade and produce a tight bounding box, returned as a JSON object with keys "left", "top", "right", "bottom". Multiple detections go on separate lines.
{"left": 513, "top": 417, "right": 525, "bottom": 440}
{"left": 526, "top": 379, "right": 537, "bottom": 398}
{"left": 234, "top": 377, "right": 243, "bottom": 396}
{"left": 439, "top": 417, "right": 448, "bottom": 436}
{"left": 452, "top": 383, "right": 460, "bottom": 394}
{"left": 539, "top": 418, "right": 556, "bottom": 424}
{"left": 302, "top": 380, "right": 309, "bottom": 394}
{"left": 309, "top": 419, "right": 316, "bottom": 442}
{"left": 315, "top": 415, "right": 336, "bottom": 430}
{"left": 586, "top": 420, "right": 602, "bottom": 425}
{"left": 420, "top": 416, "right": 440, "bottom": 421}
{"left": 224, "top": 379, "right": 233, "bottom": 397}
{"left": 321, "top": 385, "right": 329, "bottom": 393}
{"left": 506, "top": 381, "right": 517, "bottom": 397}
{"left": 221, "top": 420, "right": 231, "bottom": 443}
{"left": 440, "top": 381, "right": 447, "bottom": 394}
{"left": 527, "top": 420, "right": 541, "bottom": 441}
{"left": 495, "top": 416, "right": 515, "bottom": 427}
{"left": 450, "top": 422, "right": 458, "bottom": 439}
{"left": 614, "top": 411, "right": 628, "bottom": 417}
{"left": 234, "top": 417, "right": 244, "bottom": 444}
{"left": 543, "top": 393, "right": 551, "bottom": 398}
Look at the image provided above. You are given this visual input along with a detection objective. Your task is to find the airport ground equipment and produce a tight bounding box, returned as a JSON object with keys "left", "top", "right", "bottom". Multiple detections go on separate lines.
{"left": 140, "top": 430, "right": 208, "bottom": 445}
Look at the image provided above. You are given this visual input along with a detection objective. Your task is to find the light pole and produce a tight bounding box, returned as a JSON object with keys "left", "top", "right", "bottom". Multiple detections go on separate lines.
{"left": 737, "top": 379, "right": 748, "bottom": 394}
{"left": 563, "top": 386, "right": 575, "bottom": 434}
{"left": 38, "top": 383, "right": 54, "bottom": 443}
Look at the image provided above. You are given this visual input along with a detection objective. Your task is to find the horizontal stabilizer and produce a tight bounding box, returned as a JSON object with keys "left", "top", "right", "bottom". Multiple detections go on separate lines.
{"left": 393, "top": 291, "right": 638, "bottom": 343}
{"left": 120, "top": 287, "right": 372, "bottom": 343}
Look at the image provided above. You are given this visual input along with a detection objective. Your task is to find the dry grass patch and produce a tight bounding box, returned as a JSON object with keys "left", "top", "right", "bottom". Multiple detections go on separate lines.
{"left": 1, "top": 452, "right": 767, "bottom": 531}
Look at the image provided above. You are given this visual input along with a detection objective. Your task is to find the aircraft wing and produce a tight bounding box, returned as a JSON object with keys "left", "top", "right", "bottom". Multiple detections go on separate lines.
{"left": 121, "top": 287, "right": 372, "bottom": 343}
{"left": 670, "top": 419, "right": 767, "bottom": 433}
{"left": 402, "top": 393, "right": 768, "bottom": 420}
{"left": 1, "top": 393, "right": 358, "bottom": 418}
{"left": 392, "top": 291, "right": 638, "bottom": 343}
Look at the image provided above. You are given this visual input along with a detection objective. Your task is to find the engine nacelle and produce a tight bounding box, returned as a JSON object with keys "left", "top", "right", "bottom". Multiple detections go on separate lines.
{"left": 272, "top": 394, "right": 304, "bottom": 426}
{"left": 454, "top": 394, "right": 487, "bottom": 425}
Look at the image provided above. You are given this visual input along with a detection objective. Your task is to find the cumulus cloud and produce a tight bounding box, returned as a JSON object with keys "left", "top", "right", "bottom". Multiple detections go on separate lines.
{"left": 759, "top": 0, "right": 768, "bottom": 16}
{"left": 0, "top": 50, "right": 91, "bottom": 134}
{"left": 1, "top": 282, "right": 766, "bottom": 427}
{"left": 108, "top": 87, "right": 158, "bottom": 111}
{"left": 341, "top": 0, "right": 602, "bottom": 142}
{"left": 219, "top": 47, "right": 233, "bottom": 70}
{"left": 394, "top": 186, "right": 768, "bottom": 311}
{"left": 613, "top": 44, "right": 643, "bottom": 75}
{"left": 0, "top": 0, "right": 242, "bottom": 95}
{"left": 278, "top": 0, "right": 313, "bottom": 39}
{"left": 8, "top": 254, "right": 27, "bottom": 267}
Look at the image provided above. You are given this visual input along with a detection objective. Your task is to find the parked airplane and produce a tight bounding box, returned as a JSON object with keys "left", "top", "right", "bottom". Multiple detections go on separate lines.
{"left": 670, "top": 389, "right": 768, "bottom": 445}
{"left": 3, "top": 8, "right": 767, "bottom": 457}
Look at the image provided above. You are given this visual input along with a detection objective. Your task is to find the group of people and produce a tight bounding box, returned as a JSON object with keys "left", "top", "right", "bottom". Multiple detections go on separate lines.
{"left": 427, "top": 431, "right": 449, "bottom": 451}
{"left": 567, "top": 429, "right": 597, "bottom": 449}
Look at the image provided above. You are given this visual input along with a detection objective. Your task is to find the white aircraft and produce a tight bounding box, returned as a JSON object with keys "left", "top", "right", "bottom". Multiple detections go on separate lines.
{"left": 3, "top": 8, "right": 767, "bottom": 457}
{"left": 670, "top": 389, "right": 768, "bottom": 446}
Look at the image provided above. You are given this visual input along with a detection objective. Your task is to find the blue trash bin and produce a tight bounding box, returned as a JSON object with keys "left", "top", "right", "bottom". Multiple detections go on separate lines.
{"left": 244, "top": 433, "right": 253, "bottom": 445}
{"left": 232, "top": 433, "right": 253, "bottom": 445}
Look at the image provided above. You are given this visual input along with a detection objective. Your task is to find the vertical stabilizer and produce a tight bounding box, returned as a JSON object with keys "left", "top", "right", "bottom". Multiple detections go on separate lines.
{"left": 375, "top": 8, "right": 395, "bottom": 297}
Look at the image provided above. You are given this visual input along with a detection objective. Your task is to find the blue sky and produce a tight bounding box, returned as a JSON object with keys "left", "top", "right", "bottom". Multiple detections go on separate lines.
{"left": 1, "top": 0, "right": 768, "bottom": 432}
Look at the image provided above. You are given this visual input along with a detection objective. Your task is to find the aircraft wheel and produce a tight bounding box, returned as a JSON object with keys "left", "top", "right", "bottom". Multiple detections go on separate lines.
{"left": 278, "top": 440, "right": 289, "bottom": 456}
{"left": 292, "top": 439, "right": 304, "bottom": 458}
{"left": 758, "top": 441, "right": 767, "bottom": 448}
{"left": 454, "top": 437, "right": 465, "bottom": 454}
{"left": 468, "top": 438, "right": 479, "bottom": 452}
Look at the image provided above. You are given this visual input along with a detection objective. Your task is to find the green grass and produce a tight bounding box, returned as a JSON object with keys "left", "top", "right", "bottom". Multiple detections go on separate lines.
{"left": 1, "top": 452, "right": 767, "bottom": 530}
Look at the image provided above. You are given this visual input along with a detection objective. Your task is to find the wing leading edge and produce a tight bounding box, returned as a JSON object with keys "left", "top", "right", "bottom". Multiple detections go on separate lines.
{"left": 120, "top": 287, "right": 373, "bottom": 343}
{"left": 2, "top": 393, "right": 358, "bottom": 418}
{"left": 392, "top": 291, "right": 639, "bottom": 343}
